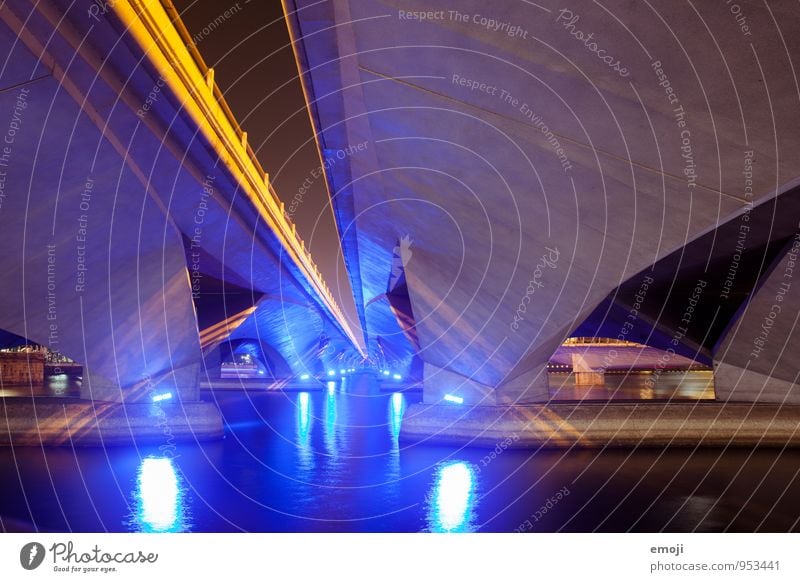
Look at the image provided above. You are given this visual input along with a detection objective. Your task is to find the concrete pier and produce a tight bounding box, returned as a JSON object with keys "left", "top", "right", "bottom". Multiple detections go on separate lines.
{"left": 571, "top": 354, "right": 605, "bottom": 386}
{"left": 0, "top": 399, "right": 223, "bottom": 446}
{"left": 400, "top": 402, "right": 800, "bottom": 448}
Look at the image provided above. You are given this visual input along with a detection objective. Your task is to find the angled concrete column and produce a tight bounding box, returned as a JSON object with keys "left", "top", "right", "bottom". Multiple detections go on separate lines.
{"left": 0, "top": 99, "right": 203, "bottom": 404}
{"left": 713, "top": 234, "right": 800, "bottom": 403}
{"left": 496, "top": 363, "right": 551, "bottom": 404}
{"left": 422, "top": 362, "right": 497, "bottom": 405}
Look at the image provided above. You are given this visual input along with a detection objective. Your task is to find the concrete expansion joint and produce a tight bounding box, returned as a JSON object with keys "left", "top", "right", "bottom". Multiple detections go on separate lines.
{"left": 0, "top": 73, "right": 51, "bottom": 95}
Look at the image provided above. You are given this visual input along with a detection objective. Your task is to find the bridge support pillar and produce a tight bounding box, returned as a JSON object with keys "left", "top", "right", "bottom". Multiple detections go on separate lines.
{"left": 80, "top": 363, "right": 202, "bottom": 403}
{"left": 571, "top": 354, "right": 605, "bottom": 386}
{"left": 422, "top": 362, "right": 497, "bottom": 405}
{"left": 712, "top": 236, "right": 800, "bottom": 404}
{"left": 422, "top": 360, "right": 551, "bottom": 406}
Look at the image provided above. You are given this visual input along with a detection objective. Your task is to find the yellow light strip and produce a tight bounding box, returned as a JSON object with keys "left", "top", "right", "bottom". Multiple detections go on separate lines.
{"left": 112, "top": 0, "right": 362, "bottom": 353}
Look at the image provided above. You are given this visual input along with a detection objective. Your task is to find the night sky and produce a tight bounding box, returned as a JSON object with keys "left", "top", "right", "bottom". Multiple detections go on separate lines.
{"left": 170, "top": 0, "right": 362, "bottom": 338}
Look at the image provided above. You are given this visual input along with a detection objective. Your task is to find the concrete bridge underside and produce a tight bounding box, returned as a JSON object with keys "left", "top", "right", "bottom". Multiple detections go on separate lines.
{"left": 0, "top": 0, "right": 361, "bottom": 444}
{"left": 286, "top": 0, "right": 800, "bottom": 445}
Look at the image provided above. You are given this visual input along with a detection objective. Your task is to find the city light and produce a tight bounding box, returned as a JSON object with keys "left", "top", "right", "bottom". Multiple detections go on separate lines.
{"left": 444, "top": 394, "right": 464, "bottom": 404}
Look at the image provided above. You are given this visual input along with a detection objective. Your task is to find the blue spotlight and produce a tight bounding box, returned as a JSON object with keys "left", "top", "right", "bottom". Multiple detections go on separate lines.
{"left": 300, "top": 374, "right": 310, "bottom": 380}
{"left": 444, "top": 394, "right": 464, "bottom": 404}
{"left": 151, "top": 392, "right": 173, "bottom": 403}
{"left": 392, "top": 374, "right": 402, "bottom": 380}
{"left": 382, "top": 370, "right": 390, "bottom": 376}
{"left": 327, "top": 370, "right": 335, "bottom": 376}
{"left": 340, "top": 369, "right": 346, "bottom": 375}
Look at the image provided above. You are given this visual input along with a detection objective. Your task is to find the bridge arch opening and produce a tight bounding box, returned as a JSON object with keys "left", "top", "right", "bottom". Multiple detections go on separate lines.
{"left": 547, "top": 336, "right": 714, "bottom": 401}
{"left": 217, "top": 338, "right": 292, "bottom": 380}
{"left": 0, "top": 327, "right": 82, "bottom": 397}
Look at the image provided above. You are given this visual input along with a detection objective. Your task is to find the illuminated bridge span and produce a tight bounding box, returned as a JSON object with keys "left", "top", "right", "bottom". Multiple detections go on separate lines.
{"left": 0, "top": 0, "right": 361, "bottom": 443}
{"left": 286, "top": 0, "right": 800, "bottom": 445}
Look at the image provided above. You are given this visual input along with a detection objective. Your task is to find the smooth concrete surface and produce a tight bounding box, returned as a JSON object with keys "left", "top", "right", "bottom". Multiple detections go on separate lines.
{"left": 714, "top": 235, "right": 800, "bottom": 403}
{"left": 422, "top": 361, "right": 499, "bottom": 405}
{"left": 400, "top": 402, "right": 800, "bottom": 448}
{"left": 0, "top": 398, "right": 223, "bottom": 446}
{"left": 714, "top": 362, "right": 800, "bottom": 405}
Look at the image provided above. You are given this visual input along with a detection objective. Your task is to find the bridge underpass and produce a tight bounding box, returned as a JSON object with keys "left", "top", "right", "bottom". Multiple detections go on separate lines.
{"left": 0, "top": 0, "right": 361, "bottom": 445}
{"left": 285, "top": 0, "right": 800, "bottom": 446}
{"left": 2, "top": 0, "right": 800, "bottom": 449}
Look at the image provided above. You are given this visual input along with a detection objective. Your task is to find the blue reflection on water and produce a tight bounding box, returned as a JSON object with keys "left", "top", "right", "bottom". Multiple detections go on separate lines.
{"left": 132, "top": 456, "right": 187, "bottom": 532}
{"left": 388, "top": 392, "right": 405, "bottom": 442}
{"left": 296, "top": 392, "right": 315, "bottom": 471}
{"left": 297, "top": 392, "right": 312, "bottom": 444}
{"left": 426, "top": 461, "right": 478, "bottom": 532}
{"left": 323, "top": 384, "right": 338, "bottom": 455}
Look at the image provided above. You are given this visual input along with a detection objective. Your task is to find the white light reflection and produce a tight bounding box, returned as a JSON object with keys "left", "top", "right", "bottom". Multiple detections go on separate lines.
{"left": 132, "top": 457, "right": 187, "bottom": 532}
{"left": 323, "top": 384, "right": 338, "bottom": 455}
{"left": 297, "top": 392, "right": 311, "bottom": 442}
{"left": 427, "top": 461, "right": 477, "bottom": 532}
{"left": 388, "top": 392, "right": 405, "bottom": 442}
{"left": 296, "top": 392, "right": 314, "bottom": 470}
{"left": 48, "top": 373, "right": 69, "bottom": 395}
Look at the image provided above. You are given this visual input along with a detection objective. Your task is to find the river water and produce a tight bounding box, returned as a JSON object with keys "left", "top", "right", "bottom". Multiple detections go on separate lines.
{"left": 1, "top": 377, "right": 799, "bottom": 532}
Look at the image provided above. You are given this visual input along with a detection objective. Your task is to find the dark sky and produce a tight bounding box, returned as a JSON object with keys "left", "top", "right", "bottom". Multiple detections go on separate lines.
{"left": 170, "top": 0, "right": 362, "bottom": 339}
